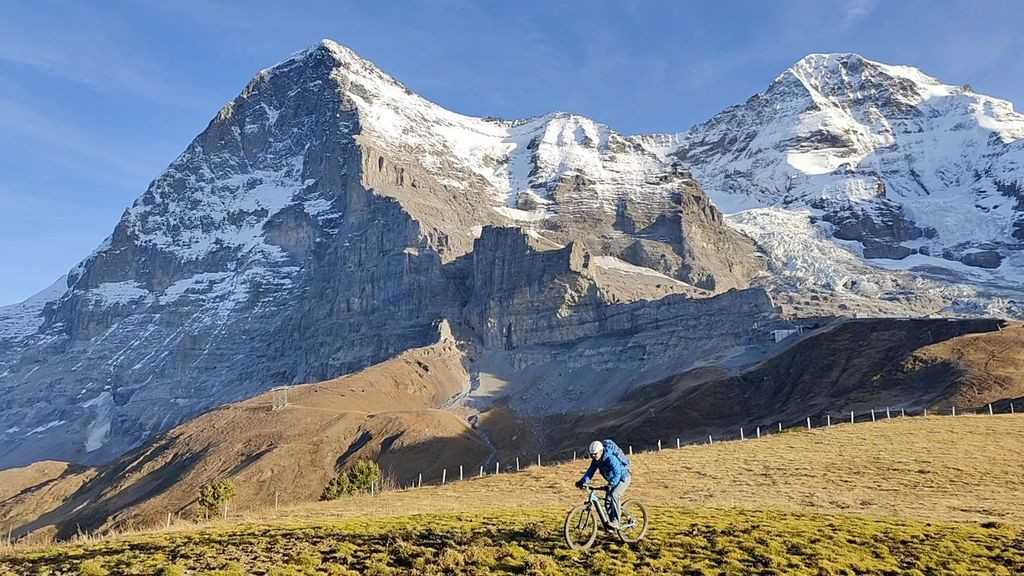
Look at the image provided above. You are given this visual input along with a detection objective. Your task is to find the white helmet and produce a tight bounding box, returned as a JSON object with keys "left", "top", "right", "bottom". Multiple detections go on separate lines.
{"left": 588, "top": 440, "right": 604, "bottom": 457}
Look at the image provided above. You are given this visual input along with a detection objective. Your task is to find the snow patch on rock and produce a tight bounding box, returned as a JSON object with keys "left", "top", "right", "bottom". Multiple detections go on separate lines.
{"left": 82, "top": 392, "right": 114, "bottom": 453}
{"left": 0, "top": 276, "right": 67, "bottom": 341}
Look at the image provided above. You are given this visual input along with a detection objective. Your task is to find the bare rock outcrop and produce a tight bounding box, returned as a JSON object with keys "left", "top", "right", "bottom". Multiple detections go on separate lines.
{"left": 0, "top": 41, "right": 767, "bottom": 469}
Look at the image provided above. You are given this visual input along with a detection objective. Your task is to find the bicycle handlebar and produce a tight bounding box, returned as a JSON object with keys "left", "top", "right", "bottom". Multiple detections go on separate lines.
{"left": 580, "top": 484, "right": 610, "bottom": 491}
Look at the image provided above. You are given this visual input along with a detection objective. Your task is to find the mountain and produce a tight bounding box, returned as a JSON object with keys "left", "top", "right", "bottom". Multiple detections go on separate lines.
{"left": 3, "top": 43, "right": 1024, "bottom": 472}
{"left": 654, "top": 53, "right": 1024, "bottom": 306}
{"left": 0, "top": 40, "right": 771, "bottom": 469}
{"left": 0, "top": 323, "right": 490, "bottom": 538}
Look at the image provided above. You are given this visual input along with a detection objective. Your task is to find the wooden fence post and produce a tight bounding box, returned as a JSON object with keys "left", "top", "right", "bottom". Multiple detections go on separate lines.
{"left": 1011, "top": 403, "right": 1015, "bottom": 414}
{"left": 516, "top": 457, "right": 520, "bottom": 472}
{"left": 806, "top": 417, "right": 811, "bottom": 430}
{"left": 460, "top": 465, "right": 464, "bottom": 481}
{"left": 871, "top": 409, "right": 876, "bottom": 422}
{"left": 901, "top": 408, "right": 905, "bottom": 417}
{"left": 442, "top": 469, "right": 447, "bottom": 485}
{"left": 629, "top": 446, "right": 633, "bottom": 456}
{"left": 537, "top": 454, "right": 541, "bottom": 466}
{"left": 952, "top": 406, "right": 956, "bottom": 416}
{"left": 740, "top": 427, "right": 744, "bottom": 440}
{"left": 573, "top": 451, "right": 577, "bottom": 461}
{"left": 658, "top": 439, "right": 662, "bottom": 451}
{"left": 827, "top": 414, "right": 831, "bottom": 427}
{"left": 989, "top": 404, "right": 994, "bottom": 415}
{"left": 479, "top": 465, "right": 484, "bottom": 478}
{"left": 756, "top": 427, "right": 761, "bottom": 439}
{"left": 886, "top": 407, "right": 891, "bottom": 419}
{"left": 708, "top": 435, "right": 713, "bottom": 445}
{"left": 418, "top": 473, "right": 422, "bottom": 488}
{"left": 495, "top": 462, "right": 500, "bottom": 475}
{"left": 676, "top": 438, "right": 680, "bottom": 449}
{"left": 778, "top": 422, "right": 782, "bottom": 432}
{"left": 924, "top": 408, "right": 928, "bottom": 417}
{"left": 850, "top": 411, "right": 854, "bottom": 424}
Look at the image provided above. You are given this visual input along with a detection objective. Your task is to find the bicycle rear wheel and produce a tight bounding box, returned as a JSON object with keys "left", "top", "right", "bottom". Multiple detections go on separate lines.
{"left": 563, "top": 503, "right": 598, "bottom": 549}
{"left": 616, "top": 500, "right": 649, "bottom": 543}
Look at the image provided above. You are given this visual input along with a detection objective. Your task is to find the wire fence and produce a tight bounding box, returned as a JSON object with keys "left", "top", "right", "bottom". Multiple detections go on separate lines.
{"left": 394, "top": 399, "right": 1021, "bottom": 491}
{"left": 3, "top": 399, "right": 1019, "bottom": 548}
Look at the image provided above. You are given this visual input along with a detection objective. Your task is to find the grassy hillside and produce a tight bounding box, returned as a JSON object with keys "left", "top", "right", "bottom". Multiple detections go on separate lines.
{"left": 3, "top": 415, "right": 1023, "bottom": 575}
{"left": 0, "top": 335, "right": 491, "bottom": 539}
{"left": 4, "top": 508, "right": 1022, "bottom": 575}
{"left": 5, "top": 318, "right": 1023, "bottom": 543}
{"left": 0, "top": 463, "right": 73, "bottom": 504}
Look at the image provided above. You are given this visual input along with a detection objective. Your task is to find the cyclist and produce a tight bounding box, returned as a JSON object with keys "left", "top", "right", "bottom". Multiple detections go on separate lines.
{"left": 574, "top": 439, "right": 631, "bottom": 529}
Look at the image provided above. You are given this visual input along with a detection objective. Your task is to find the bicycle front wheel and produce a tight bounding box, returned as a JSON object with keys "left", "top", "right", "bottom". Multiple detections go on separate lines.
{"left": 616, "top": 500, "right": 649, "bottom": 543}
{"left": 564, "top": 503, "right": 598, "bottom": 550}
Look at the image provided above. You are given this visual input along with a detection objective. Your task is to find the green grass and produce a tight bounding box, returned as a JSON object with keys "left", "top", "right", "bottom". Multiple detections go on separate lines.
{"left": 3, "top": 508, "right": 1022, "bottom": 575}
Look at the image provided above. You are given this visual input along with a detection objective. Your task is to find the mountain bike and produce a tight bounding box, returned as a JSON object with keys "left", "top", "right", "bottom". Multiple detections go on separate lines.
{"left": 563, "top": 484, "right": 648, "bottom": 549}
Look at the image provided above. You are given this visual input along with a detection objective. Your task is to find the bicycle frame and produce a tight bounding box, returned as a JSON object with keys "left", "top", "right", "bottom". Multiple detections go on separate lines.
{"left": 584, "top": 489, "right": 612, "bottom": 527}
{"left": 566, "top": 485, "right": 648, "bottom": 549}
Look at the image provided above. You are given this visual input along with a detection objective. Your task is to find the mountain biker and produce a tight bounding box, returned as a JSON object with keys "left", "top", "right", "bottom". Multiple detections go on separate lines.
{"left": 575, "top": 439, "right": 631, "bottom": 529}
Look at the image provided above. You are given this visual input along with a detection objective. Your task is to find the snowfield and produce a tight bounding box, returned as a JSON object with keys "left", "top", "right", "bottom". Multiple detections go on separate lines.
{"left": 654, "top": 52, "right": 1024, "bottom": 310}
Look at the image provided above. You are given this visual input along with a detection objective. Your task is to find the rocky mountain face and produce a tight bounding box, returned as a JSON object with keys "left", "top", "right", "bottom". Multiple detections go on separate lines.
{"left": 0, "top": 41, "right": 770, "bottom": 469}
{"left": 4, "top": 45, "right": 1024, "bottom": 472}
{"left": 654, "top": 53, "right": 1024, "bottom": 297}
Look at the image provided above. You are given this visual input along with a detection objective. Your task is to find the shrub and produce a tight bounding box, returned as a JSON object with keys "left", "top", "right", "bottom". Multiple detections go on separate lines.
{"left": 522, "top": 520, "right": 550, "bottom": 539}
{"left": 323, "top": 564, "right": 360, "bottom": 576}
{"left": 208, "top": 561, "right": 246, "bottom": 576}
{"left": 524, "top": 554, "right": 560, "bottom": 576}
{"left": 321, "top": 460, "right": 382, "bottom": 500}
{"left": 198, "top": 478, "right": 237, "bottom": 519}
{"left": 292, "top": 549, "right": 322, "bottom": 570}
{"left": 157, "top": 565, "right": 186, "bottom": 576}
{"left": 436, "top": 548, "right": 467, "bottom": 571}
{"left": 77, "top": 560, "right": 108, "bottom": 576}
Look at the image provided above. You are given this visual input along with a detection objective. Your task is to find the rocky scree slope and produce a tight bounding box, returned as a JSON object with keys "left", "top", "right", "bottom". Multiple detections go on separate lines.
{"left": 0, "top": 40, "right": 767, "bottom": 470}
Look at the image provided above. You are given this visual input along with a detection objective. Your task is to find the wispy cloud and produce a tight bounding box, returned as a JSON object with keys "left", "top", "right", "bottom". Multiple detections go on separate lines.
{"left": 0, "top": 96, "right": 158, "bottom": 185}
{"left": 0, "top": 1, "right": 214, "bottom": 110}
{"left": 840, "top": 0, "right": 879, "bottom": 30}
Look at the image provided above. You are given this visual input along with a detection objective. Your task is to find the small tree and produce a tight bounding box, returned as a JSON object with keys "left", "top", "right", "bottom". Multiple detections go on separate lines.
{"left": 321, "top": 460, "right": 382, "bottom": 500}
{"left": 198, "top": 478, "right": 236, "bottom": 519}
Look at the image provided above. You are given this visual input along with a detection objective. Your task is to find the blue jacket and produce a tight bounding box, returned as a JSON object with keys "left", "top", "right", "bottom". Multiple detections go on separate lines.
{"left": 580, "top": 451, "right": 630, "bottom": 486}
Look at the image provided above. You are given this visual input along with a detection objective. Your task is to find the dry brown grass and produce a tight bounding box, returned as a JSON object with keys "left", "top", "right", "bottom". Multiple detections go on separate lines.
{"left": 0, "top": 462, "right": 70, "bottom": 503}
{"left": 3, "top": 413, "right": 1022, "bottom": 563}
{"left": 0, "top": 338, "right": 491, "bottom": 538}
{"left": 233, "top": 413, "right": 1024, "bottom": 528}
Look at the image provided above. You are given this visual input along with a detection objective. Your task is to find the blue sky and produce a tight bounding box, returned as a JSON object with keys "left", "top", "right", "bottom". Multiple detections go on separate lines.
{"left": 1, "top": 0, "right": 1022, "bottom": 306}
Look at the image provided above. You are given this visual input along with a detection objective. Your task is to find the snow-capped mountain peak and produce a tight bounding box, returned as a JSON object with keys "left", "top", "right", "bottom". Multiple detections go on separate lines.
{"left": 782, "top": 53, "right": 951, "bottom": 104}
{"left": 3, "top": 43, "right": 1024, "bottom": 472}
{"left": 677, "top": 52, "right": 1024, "bottom": 279}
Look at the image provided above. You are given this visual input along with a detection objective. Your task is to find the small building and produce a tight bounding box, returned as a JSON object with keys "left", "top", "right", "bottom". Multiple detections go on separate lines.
{"left": 770, "top": 327, "right": 803, "bottom": 343}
